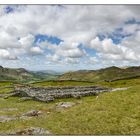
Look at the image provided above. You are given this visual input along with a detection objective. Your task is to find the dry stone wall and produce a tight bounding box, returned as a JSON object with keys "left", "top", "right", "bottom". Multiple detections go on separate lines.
{"left": 10, "top": 86, "right": 111, "bottom": 102}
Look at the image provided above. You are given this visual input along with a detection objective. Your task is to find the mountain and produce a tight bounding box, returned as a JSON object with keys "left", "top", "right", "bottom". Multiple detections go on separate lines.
{"left": 31, "top": 70, "right": 62, "bottom": 81}
{"left": 0, "top": 66, "right": 62, "bottom": 82}
{"left": 1, "top": 65, "right": 140, "bottom": 83}
{"left": 33, "top": 70, "right": 63, "bottom": 75}
{"left": 58, "top": 66, "right": 140, "bottom": 82}
{"left": 0, "top": 66, "right": 36, "bottom": 81}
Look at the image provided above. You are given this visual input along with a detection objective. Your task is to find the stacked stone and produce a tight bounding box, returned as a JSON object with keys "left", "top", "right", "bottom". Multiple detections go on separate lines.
{"left": 11, "top": 86, "right": 111, "bottom": 102}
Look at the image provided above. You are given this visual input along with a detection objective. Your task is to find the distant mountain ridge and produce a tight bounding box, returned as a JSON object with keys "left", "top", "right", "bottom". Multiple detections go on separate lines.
{"left": 0, "top": 66, "right": 61, "bottom": 82}
{"left": 1, "top": 65, "right": 140, "bottom": 83}
{"left": 59, "top": 66, "right": 140, "bottom": 82}
{"left": 32, "top": 70, "right": 63, "bottom": 75}
{"left": 31, "top": 70, "right": 62, "bottom": 81}
{"left": 0, "top": 66, "right": 34, "bottom": 81}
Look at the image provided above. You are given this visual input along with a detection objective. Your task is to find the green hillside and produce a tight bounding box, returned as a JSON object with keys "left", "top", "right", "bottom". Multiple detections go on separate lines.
{"left": 0, "top": 66, "right": 35, "bottom": 81}
{"left": 59, "top": 66, "right": 140, "bottom": 82}
{"left": 0, "top": 66, "right": 59, "bottom": 82}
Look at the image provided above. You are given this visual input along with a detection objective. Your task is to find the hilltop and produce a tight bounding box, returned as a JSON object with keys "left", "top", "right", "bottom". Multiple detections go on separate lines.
{"left": 58, "top": 66, "right": 140, "bottom": 82}
{"left": 0, "top": 66, "right": 34, "bottom": 81}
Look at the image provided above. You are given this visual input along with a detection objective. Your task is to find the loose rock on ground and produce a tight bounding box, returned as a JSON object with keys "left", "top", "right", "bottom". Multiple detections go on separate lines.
{"left": 56, "top": 102, "right": 76, "bottom": 108}
{"left": 22, "top": 110, "right": 42, "bottom": 117}
{"left": 3, "top": 127, "right": 52, "bottom": 135}
{"left": 0, "top": 116, "right": 17, "bottom": 123}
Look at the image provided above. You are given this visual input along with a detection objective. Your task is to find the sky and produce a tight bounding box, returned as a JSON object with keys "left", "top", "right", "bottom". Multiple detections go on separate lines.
{"left": 0, "top": 5, "right": 140, "bottom": 71}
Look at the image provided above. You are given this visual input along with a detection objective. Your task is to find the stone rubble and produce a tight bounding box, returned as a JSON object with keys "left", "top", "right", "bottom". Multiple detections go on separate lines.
{"left": 0, "top": 110, "right": 43, "bottom": 123}
{"left": 9, "top": 85, "right": 111, "bottom": 102}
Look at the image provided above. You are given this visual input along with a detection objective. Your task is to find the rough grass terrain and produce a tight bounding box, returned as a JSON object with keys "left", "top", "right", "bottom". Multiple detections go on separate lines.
{"left": 0, "top": 81, "right": 13, "bottom": 87}
{"left": 31, "top": 80, "right": 96, "bottom": 87}
{"left": 0, "top": 78, "right": 140, "bottom": 135}
{"left": 0, "top": 81, "right": 14, "bottom": 94}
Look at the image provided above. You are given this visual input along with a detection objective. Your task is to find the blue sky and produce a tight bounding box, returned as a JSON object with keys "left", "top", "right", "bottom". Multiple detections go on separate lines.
{"left": 0, "top": 5, "right": 140, "bottom": 72}
{"left": 34, "top": 34, "right": 62, "bottom": 45}
{"left": 4, "top": 6, "right": 14, "bottom": 13}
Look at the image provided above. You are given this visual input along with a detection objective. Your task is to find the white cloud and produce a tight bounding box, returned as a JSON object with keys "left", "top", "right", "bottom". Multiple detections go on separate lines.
{"left": 88, "top": 57, "right": 99, "bottom": 64}
{"left": 18, "top": 34, "right": 34, "bottom": 49}
{"left": 56, "top": 47, "right": 85, "bottom": 58}
{"left": 0, "top": 49, "right": 17, "bottom": 60}
{"left": 46, "top": 41, "right": 85, "bottom": 59}
{"left": 46, "top": 54, "right": 60, "bottom": 63}
{"left": 0, "top": 5, "right": 139, "bottom": 45}
{"left": 64, "top": 57, "right": 79, "bottom": 64}
{"left": 30, "top": 47, "right": 43, "bottom": 55}
{"left": 1, "top": 5, "right": 140, "bottom": 69}
{"left": 0, "top": 49, "right": 10, "bottom": 59}
{"left": 89, "top": 35, "right": 140, "bottom": 66}
{"left": 0, "top": 30, "right": 20, "bottom": 49}
{"left": 90, "top": 37, "right": 123, "bottom": 55}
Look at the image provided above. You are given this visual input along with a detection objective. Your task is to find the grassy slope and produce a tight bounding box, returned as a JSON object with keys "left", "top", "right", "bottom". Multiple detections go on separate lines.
{"left": 31, "top": 80, "right": 96, "bottom": 87}
{"left": 0, "top": 66, "right": 60, "bottom": 83}
{"left": 0, "top": 81, "right": 14, "bottom": 94}
{"left": 31, "top": 77, "right": 140, "bottom": 88}
{"left": 59, "top": 66, "right": 140, "bottom": 82}
{"left": 0, "top": 81, "right": 13, "bottom": 86}
{"left": 0, "top": 78, "right": 140, "bottom": 135}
